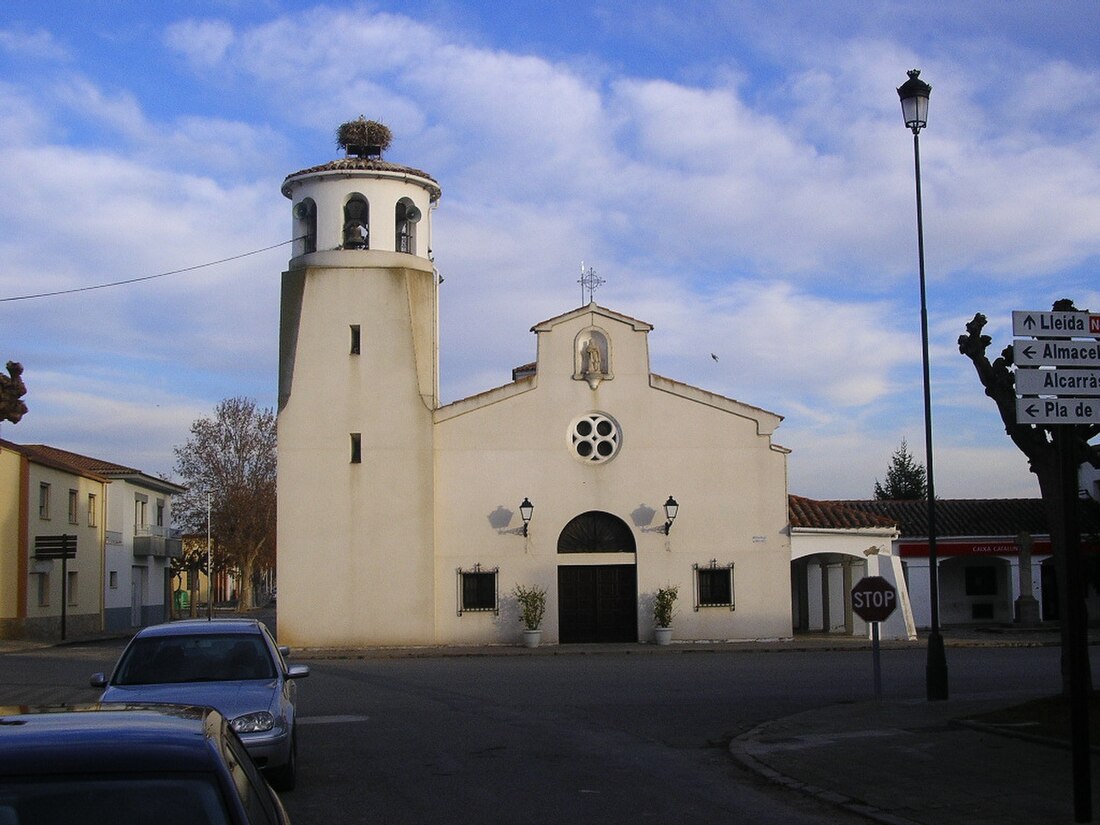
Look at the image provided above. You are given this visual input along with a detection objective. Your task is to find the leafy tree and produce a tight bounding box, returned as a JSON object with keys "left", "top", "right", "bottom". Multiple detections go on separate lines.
{"left": 173, "top": 398, "right": 276, "bottom": 611}
{"left": 958, "top": 299, "right": 1100, "bottom": 693}
{"left": 874, "top": 439, "right": 927, "bottom": 500}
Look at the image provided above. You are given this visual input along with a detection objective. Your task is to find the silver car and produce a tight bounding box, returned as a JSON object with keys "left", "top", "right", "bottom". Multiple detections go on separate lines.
{"left": 92, "top": 619, "right": 308, "bottom": 791}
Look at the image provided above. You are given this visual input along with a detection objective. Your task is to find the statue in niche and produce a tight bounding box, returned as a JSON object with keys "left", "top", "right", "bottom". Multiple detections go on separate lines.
{"left": 585, "top": 338, "right": 602, "bottom": 375}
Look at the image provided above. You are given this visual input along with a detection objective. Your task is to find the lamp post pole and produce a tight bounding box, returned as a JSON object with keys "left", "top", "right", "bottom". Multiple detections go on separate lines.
{"left": 898, "top": 69, "right": 948, "bottom": 701}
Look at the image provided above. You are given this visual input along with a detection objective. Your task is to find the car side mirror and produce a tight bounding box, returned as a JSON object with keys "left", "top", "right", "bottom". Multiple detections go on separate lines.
{"left": 286, "top": 664, "right": 310, "bottom": 680}
{"left": 89, "top": 672, "right": 107, "bottom": 688}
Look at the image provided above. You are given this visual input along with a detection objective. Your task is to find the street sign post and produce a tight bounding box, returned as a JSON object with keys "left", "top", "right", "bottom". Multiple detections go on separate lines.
{"left": 1015, "top": 398, "right": 1100, "bottom": 425}
{"left": 1012, "top": 310, "right": 1100, "bottom": 338}
{"left": 32, "top": 534, "right": 77, "bottom": 640}
{"left": 851, "top": 576, "right": 898, "bottom": 698}
{"left": 1011, "top": 308, "right": 1098, "bottom": 820}
{"left": 1015, "top": 368, "right": 1100, "bottom": 396}
{"left": 1013, "top": 339, "right": 1100, "bottom": 367}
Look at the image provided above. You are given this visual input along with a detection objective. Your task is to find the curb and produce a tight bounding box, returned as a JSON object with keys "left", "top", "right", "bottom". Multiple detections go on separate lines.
{"left": 729, "top": 721, "right": 922, "bottom": 825}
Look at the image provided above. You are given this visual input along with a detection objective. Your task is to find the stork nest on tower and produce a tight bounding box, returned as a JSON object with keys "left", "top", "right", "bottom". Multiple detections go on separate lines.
{"left": 336, "top": 117, "right": 392, "bottom": 157}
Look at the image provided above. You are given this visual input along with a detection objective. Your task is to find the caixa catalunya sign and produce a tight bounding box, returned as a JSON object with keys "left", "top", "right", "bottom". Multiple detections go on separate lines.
{"left": 899, "top": 539, "right": 1056, "bottom": 557}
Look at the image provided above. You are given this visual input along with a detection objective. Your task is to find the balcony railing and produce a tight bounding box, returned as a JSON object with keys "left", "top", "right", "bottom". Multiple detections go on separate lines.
{"left": 134, "top": 525, "right": 183, "bottom": 558}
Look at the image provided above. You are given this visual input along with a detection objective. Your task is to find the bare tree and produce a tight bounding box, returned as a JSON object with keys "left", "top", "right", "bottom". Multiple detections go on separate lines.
{"left": 958, "top": 299, "right": 1099, "bottom": 692}
{"left": 173, "top": 398, "right": 276, "bottom": 611}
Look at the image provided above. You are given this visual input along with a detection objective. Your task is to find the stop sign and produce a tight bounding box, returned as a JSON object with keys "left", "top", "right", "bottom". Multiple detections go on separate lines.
{"left": 851, "top": 576, "right": 898, "bottom": 623}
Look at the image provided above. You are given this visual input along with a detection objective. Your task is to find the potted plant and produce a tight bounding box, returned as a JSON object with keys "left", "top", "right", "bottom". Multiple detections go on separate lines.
{"left": 513, "top": 584, "right": 547, "bottom": 648}
{"left": 653, "top": 585, "right": 678, "bottom": 645}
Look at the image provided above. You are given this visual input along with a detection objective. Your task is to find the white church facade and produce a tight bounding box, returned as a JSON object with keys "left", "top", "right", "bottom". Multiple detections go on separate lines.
{"left": 276, "top": 124, "right": 794, "bottom": 648}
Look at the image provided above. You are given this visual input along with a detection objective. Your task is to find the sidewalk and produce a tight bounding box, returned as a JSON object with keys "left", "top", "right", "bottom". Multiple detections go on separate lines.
{"left": 730, "top": 695, "right": 1098, "bottom": 825}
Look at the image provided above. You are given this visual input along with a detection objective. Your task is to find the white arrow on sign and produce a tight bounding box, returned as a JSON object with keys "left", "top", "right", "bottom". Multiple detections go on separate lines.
{"left": 1016, "top": 368, "right": 1100, "bottom": 396}
{"left": 1014, "top": 339, "right": 1100, "bottom": 367}
{"left": 1016, "top": 397, "right": 1100, "bottom": 425}
{"left": 1013, "top": 310, "right": 1100, "bottom": 339}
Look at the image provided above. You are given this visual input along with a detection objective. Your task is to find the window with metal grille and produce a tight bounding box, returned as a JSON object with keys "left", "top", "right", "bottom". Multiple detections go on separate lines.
{"left": 694, "top": 561, "right": 735, "bottom": 610}
{"left": 457, "top": 565, "right": 498, "bottom": 615}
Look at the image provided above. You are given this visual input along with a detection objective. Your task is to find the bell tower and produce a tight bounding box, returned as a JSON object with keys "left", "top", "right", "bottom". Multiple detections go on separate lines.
{"left": 277, "top": 120, "right": 441, "bottom": 647}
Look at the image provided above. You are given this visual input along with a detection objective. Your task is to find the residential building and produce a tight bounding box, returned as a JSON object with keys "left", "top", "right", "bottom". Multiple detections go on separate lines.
{"left": 0, "top": 440, "right": 108, "bottom": 639}
{"left": 0, "top": 442, "right": 184, "bottom": 637}
{"left": 826, "top": 498, "right": 1100, "bottom": 627}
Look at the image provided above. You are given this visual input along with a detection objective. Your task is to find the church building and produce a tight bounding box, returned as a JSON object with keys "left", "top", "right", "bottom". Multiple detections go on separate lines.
{"left": 276, "top": 122, "right": 793, "bottom": 648}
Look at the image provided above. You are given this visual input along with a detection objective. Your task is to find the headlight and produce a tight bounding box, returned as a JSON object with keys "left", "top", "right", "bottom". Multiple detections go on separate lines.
{"left": 231, "top": 712, "right": 275, "bottom": 733}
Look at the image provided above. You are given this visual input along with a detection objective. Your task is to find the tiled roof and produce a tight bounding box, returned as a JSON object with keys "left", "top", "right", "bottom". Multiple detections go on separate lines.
{"left": 24, "top": 444, "right": 139, "bottom": 476}
{"left": 789, "top": 495, "right": 896, "bottom": 530}
{"left": 0, "top": 440, "right": 110, "bottom": 482}
{"left": 281, "top": 157, "right": 441, "bottom": 199}
{"left": 824, "top": 499, "right": 1053, "bottom": 539}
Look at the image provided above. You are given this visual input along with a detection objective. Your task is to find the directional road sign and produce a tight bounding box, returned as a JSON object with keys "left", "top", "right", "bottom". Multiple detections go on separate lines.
{"left": 1014, "top": 339, "right": 1100, "bottom": 367}
{"left": 1016, "top": 368, "right": 1100, "bottom": 397}
{"left": 1012, "top": 310, "right": 1100, "bottom": 339}
{"left": 1016, "top": 397, "right": 1100, "bottom": 425}
{"left": 33, "top": 534, "right": 77, "bottom": 560}
{"left": 851, "top": 576, "right": 898, "bottom": 623}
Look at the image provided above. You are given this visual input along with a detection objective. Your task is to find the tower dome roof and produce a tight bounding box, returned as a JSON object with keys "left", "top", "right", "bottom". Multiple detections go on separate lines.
{"left": 281, "top": 156, "right": 441, "bottom": 200}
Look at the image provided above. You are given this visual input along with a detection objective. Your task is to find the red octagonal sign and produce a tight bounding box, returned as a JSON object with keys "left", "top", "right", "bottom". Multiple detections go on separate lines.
{"left": 850, "top": 576, "right": 898, "bottom": 623}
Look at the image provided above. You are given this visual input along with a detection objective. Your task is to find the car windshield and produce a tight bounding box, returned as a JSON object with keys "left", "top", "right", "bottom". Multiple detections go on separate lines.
{"left": 0, "top": 775, "right": 231, "bottom": 824}
{"left": 113, "top": 633, "right": 276, "bottom": 685}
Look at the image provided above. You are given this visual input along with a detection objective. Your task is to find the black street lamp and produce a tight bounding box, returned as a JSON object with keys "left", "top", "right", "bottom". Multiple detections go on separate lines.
{"left": 897, "top": 69, "right": 949, "bottom": 701}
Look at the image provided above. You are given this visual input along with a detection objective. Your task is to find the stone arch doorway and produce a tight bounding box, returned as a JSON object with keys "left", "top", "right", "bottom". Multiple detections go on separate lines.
{"left": 557, "top": 511, "right": 638, "bottom": 643}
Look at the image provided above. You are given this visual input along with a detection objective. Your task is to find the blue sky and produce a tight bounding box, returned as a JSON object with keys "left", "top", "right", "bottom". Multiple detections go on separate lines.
{"left": 1, "top": 1, "right": 1098, "bottom": 499}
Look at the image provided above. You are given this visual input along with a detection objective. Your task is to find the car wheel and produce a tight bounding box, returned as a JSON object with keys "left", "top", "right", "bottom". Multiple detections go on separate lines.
{"left": 268, "top": 729, "right": 297, "bottom": 792}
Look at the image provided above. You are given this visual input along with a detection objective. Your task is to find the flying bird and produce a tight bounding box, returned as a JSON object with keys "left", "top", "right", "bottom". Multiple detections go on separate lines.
{"left": 710, "top": 353, "right": 719, "bottom": 362}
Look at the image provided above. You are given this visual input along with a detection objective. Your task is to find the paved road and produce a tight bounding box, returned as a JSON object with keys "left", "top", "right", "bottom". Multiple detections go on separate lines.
{"left": 0, "top": 639, "right": 1079, "bottom": 824}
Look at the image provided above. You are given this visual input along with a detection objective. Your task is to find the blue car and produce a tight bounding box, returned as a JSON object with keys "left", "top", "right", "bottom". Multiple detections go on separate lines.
{"left": 92, "top": 619, "right": 308, "bottom": 790}
{"left": 0, "top": 704, "right": 291, "bottom": 824}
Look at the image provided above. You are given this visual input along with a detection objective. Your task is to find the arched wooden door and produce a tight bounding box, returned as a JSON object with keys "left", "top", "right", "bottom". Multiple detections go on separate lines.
{"left": 557, "top": 511, "right": 637, "bottom": 643}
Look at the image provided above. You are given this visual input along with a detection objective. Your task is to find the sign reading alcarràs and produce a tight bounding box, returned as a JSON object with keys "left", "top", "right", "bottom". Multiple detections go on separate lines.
{"left": 1012, "top": 308, "right": 1100, "bottom": 425}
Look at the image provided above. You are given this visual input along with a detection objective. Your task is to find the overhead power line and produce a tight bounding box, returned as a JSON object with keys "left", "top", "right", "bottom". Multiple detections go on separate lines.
{"left": 0, "top": 238, "right": 295, "bottom": 302}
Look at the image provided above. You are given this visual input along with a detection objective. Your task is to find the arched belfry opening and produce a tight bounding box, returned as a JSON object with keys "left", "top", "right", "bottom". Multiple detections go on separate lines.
{"left": 343, "top": 195, "right": 369, "bottom": 249}
{"left": 396, "top": 197, "right": 420, "bottom": 254}
{"left": 292, "top": 198, "right": 317, "bottom": 255}
{"left": 557, "top": 511, "right": 638, "bottom": 643}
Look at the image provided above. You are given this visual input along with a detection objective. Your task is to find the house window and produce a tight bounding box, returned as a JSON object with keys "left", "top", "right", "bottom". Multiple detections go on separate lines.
{"left": 36, "top": 573, "right": 49, "bottom": 607}
{"left": 350, "top": 325, "right": 361, "bottom": 355}
{"left": 350, "top": 433, "right": 362, "bottom": 464}
{"left": 68, "top": 489, "right": 79, "bottom": 524}
{"left": 67, "top": 571, "right": 78, "bottom": 606}
{"left": 457, "top": 565, "right": 498, "bottom": 615}
{"left": 39, "top": 483, "right": 50, "bottom": 519}
{"left": 965, "top": 566, "right": 997, "bottom": 597}
{"left": 156, "top": 499, "right": 165, "bottom": 528}
{"left": 694, "top": 561, "right": 735, "bottom": 611}
{"left": 109, "top": 570, "right": 118, "bottom": 589}
{"left": 135, "top": 494, "right": 148, "bottom": 528}
{"left": 88, "top": 493, "right": 97, "bottom": 527}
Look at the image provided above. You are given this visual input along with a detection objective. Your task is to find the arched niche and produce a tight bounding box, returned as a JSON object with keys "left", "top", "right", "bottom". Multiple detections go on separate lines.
{"left": 573, "top": 327, "right": 612, "bottom": 389}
